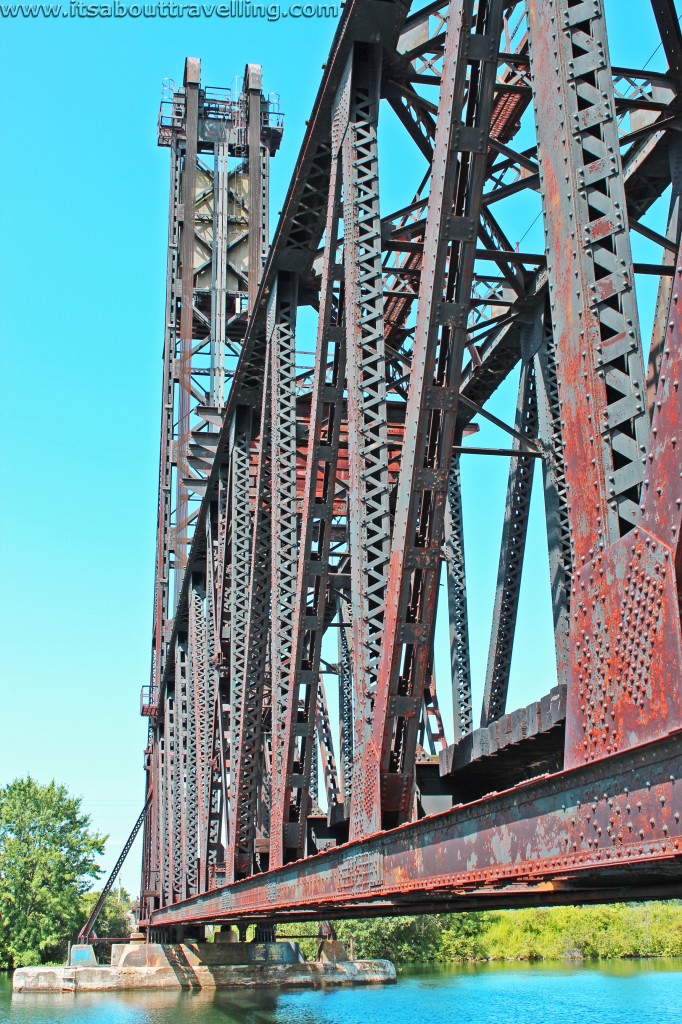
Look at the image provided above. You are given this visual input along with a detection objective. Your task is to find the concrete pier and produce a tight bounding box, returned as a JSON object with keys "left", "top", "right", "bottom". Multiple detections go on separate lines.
{"left": 12, "top": 942, "right": 396, "bottom": 993}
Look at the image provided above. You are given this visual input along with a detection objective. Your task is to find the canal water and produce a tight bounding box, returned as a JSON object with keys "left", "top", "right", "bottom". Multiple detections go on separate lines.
{"left": 2, "top": 960, "right": 682, "bottom": 1024}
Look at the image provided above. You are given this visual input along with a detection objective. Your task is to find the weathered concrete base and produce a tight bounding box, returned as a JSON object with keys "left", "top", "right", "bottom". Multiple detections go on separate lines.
{"left": 115, "top": 940, "right": 305, "bottom": 969}
{"left": 13, "top": 958, "right": 396, "bottom": 993}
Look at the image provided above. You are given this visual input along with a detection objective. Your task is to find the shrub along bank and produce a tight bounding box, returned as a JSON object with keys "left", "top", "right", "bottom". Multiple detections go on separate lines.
{"left": 284, "top": 903, "right": 682, "bottom": 964}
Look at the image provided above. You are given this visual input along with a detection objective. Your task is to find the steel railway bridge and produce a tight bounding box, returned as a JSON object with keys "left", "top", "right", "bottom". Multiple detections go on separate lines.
{"left": 133, "top": 0, "right": 682, "bottom": 939}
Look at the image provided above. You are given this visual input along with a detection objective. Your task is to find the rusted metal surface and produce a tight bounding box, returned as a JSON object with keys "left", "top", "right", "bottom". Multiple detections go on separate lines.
{"left": 151, "top": 735, "right": 682, "bottom": 925}
{"left": 138, "top": 1, "right": 682, "bottom": 931}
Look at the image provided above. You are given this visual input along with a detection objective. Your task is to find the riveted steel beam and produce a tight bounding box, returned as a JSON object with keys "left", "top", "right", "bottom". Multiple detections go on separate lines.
{"left": 185, "top": 591, "right": 200, "bottom": 896}
{"left": 228, "top": 411, "right": 253, "bottom": 816}
{"left": 527, "top": 0, "right": 677, "bottom": 772}
{"left": 340, "top": 42, "right": 392, "bottom": 841}
{"left": 211, "top": 139, "right": 230, "bottom": 407}
{"left": 246, "top": 64, "right": 269, "bottom": 314}
{"left": 370, "top": 0, "right": 506, "bottom": 831}
{"left": 481, "top": 355, "right": 539, "bottom": 727}
{"left": 150, "top": 734, "right": 682, "bottom": 925}
{"left": 534, "top": 301, "right": 573, "bottom": 688}
{"left": 647, "top": 137, "right": 682, "bottom": 414}
{"left": 528, "top": 0, "right": 649, "bottom": 555}
{"left": 650, "top": 0, "right": 682, "bottom": 91}
{"left": 640, "top": 240, "right": 682, "bottom": 553}
{"left": 151, "top": 146, "right": 181, "bottom": 702}
{"left": 229, "top": 349, "right": 272, "bottom": 881}
{"left": 338, "top": 602, "right": 354, "bottom": 816}
{"left": 260, "top": 272, "right": 301, "bottom": 869}
{"left": 205, "top": 691, "right": 230, "bottom": 888}
{"left": 160, "top": 717, "right": 171, "bottom": 907}
{"left": 444, "top": 454, "right": 472, "bottom": 742}
{"left": 271, "top": 139, "right": 344, "bottom": 863}
{"left": 565, "top": 238, "right": 682, "bottom": 767}
{"left": 316, "top": 676, "right": 342, "bottom": 813}
{"left": 176, "top": 62, "right": 200, "bottom": 578}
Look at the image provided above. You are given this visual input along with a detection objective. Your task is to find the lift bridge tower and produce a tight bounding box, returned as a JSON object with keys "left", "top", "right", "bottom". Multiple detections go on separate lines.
{"left": 139, "top": 59, "right": 283, "bottom": 918}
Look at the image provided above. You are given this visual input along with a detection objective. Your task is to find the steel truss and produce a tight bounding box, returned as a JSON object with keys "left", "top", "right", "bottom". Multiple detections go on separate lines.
{"left": 140, "top": 1, "right": 682, "bottom": 930}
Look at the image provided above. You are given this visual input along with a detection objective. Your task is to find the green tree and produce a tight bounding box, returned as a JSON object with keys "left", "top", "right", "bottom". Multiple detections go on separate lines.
{"left": 440, "top": 912, "right": 497, "bottom": 960}
{"left": 0, "top": 776, "right": 105, "bottom": 968}
{"left": 79, "top": 887, "right": 133, "bottom": 941}
{"left": 336, "top": 915, "right": 444, "bottom": 963}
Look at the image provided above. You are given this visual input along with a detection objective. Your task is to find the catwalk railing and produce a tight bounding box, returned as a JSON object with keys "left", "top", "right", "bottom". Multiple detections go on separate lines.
{"left": 139, "top": 0, "right": 682, "bottom": 932}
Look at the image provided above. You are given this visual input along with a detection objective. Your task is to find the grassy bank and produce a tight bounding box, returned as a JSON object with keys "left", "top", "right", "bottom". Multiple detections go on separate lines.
{"left": 284, "top": 903, "right": 682, "bottom": 964}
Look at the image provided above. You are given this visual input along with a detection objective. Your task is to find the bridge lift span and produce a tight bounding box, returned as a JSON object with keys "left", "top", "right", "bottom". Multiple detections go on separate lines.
{"left": 133, "top": 0, "right": 682, "bottom": 938}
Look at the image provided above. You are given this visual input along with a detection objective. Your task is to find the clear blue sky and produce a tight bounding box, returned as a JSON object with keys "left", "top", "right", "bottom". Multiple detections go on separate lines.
{"left": 0, "top": 1, "right": 673, "bottom": 894}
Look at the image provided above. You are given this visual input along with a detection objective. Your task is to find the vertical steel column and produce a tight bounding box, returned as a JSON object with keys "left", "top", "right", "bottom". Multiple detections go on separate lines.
{"left": 316, "top": 677, "right": 342, "bottom": 813}
{"left": 639, "top": 242, "right": 682, "bottom": 556}
{"left": 564, "top": 240, "right": 682, "bottom": 766}
{"left": 173, "top": 641, "right": 189, "bottom": 899}
{"left": 257, "top": 696, "right": 272, "bottom": 866}
{"left": 205, "top": 693, "right": 230, "bottom": 885}
{"left": 650, "top": 0, "right": 682, "bottom": 90}
{"left": 211, "top": 464, "right": 233, "bottom": 879}
{"left": 159, "top": 724, "right": 171, "bottom": 907}
{"left": 144, "top": 739, "right": 161, "bottom": 915}
{"left": 481, "top": 359, "right": 539, "bottom": 726}
{"left": 529, "top": 0, "right": 662, "bottom": 769}
{"left": 205, "top": 699, "right": 222, "bottom": 883}
{"left": 185, "top": 623, "right": 199, "bottom": 897}
{"left": 647, "top": 138, "right": 682, "bottom": 414}
{"left": 164, "top": 688, "right": 177, "bottom": 903}
{"left": 422, "top": 649, "right": 446, "bottom": 754}
{"left": 631, "top": 240, "right": 682, "bottom": 719}
{"left": 534, "top": 301, "right": 573, "bottom": 686}
{"left": 229, "top": 333, "right": 273, "bottom": 881}
{"left": 266, "top": 271, "right": 302, "bottom": 867}
{"left": 340, "top": 44, "right": 391, "bottom": 841}
{"left": 152, "top": 147, "right": 181, "bottom": 696}
{"left": 187, "top": 578, "right": 210, "bottom": 894}
{"left": 215, "top": 468, "right": 231, "bottom": 664}
{"left": 212, "top": 139, "right": 230, "bottom": 407}
{"left": 141, "top": 734, "right": 154, "bottom": 920}
{"left": 338, "top": 600, "right": 353, "bottom": 816}
{"left": 246, "top": 65, "right": 267, "bottom": 315}
{"left": 269, "top": 132, "right": 343, "bottom": 865}
{"left": 228, "top": 412, "right": 252, "bottom": 816}
{"left": 371, "top": 0, "right": 505, "bottom": 831}
{"left": 176, "top": 59, "right": 201, "bottom": 576}
{"left": 219, "top": 693, "right": 230, "bottom": 866}
{"left": 309, "top": 744, "right": 319, "bottom": 806}
{"left": 528, "top": 0, "right": 649, "bottom": 559}
{"left": 444, "top": 454, "right": 472, "bottom": 741}
{"left": 201, "top": 524, "right": 219, "bottom": 888}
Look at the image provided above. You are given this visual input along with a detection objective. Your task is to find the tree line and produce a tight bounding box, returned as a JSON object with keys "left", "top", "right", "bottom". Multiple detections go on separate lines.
{"left": 324, "top": 904, "right": 682, "bottom": 963}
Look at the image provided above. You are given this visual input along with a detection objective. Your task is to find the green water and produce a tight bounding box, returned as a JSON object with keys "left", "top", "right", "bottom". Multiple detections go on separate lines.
{"left": 2, "top": 960, "right": 682, "bottom": 1023}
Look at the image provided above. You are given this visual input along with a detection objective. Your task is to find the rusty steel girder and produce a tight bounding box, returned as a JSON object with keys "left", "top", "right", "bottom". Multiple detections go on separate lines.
{"left": 151, "top": 735, "right": 682, "bottom": 925}
{"left": 139, "top": 0, "right": 682, "bottom": 931}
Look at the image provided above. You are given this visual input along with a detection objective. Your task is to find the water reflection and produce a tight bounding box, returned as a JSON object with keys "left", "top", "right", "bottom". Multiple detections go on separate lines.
{"left": 3, "top": 981, "right": 282, "bottom": 1024}
{"left": 3, "top": 960, "right": 682, "bottom": 1024}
